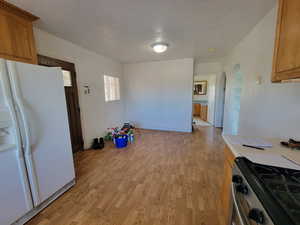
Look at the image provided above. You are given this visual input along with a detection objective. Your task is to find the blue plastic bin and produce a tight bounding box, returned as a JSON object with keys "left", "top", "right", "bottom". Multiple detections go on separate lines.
{"left": 114, "top": 135, "right": 128, "bottom": 148}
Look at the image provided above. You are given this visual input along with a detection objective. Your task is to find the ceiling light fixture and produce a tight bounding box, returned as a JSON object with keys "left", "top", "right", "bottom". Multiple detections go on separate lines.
{"left": 152, "top": 43, "right": 169, "bottom": 53}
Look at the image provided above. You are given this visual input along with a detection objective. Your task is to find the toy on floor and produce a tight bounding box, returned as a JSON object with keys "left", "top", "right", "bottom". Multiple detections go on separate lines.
{"left": 104, "top": 123, "right": 135, "bottom": 148}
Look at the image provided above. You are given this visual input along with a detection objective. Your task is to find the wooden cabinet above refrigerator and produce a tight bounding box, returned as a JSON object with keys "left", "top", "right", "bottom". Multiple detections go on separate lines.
{"left": 0, "top": 1, "right": 39, "bottom": 64}
{"left": 272, "top": 0, "right": 300, "bottom": 82}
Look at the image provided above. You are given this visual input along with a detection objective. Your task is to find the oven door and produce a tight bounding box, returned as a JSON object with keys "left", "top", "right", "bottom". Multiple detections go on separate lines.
{"left": 231, "top": 169, "right": 262, "bottom": 225}
{"left": 231, "top": 161, "right": 275, "bottom": 225}
{"left": 232, "top": 205, "right": 244, "bottom": 225}
{"left": 231, "top": 183, "right": 248, "bottom": 225}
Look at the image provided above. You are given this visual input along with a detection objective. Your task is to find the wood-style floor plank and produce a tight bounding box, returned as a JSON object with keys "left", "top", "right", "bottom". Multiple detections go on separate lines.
{"left": 25, "top": 127, "right": 225, "bottom": 225}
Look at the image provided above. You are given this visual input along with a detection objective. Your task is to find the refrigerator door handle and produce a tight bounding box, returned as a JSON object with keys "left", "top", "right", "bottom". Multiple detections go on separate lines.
{"left": 6, "top": 62, "right": 32, "bottom": 156}
{"left": 6, "top": 61, "right": 41, "bottom": 205}
{"left": 0, "top": 60, "right": 27, "bottom": 161}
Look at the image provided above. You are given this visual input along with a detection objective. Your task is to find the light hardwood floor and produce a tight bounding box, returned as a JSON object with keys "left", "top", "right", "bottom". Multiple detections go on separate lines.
{"left": 26, "top": 127, "right": 225, "bottom": 225}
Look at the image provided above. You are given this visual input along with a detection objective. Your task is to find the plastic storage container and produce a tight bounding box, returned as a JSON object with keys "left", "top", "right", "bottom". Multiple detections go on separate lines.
{"left": 114, "top": 135, "right": 128, "bottom": 148}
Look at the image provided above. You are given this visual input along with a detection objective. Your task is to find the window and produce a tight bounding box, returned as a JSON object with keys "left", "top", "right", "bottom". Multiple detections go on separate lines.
{"left": 104, "top": 75, "right": 120, "bottom": 102}
{"left": 62, "top": 70, "right": 72, "bottom": 87}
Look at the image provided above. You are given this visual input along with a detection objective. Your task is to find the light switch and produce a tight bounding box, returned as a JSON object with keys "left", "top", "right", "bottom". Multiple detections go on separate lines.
{"left": 256, "top": 75, "right": 262, "bottom": 85}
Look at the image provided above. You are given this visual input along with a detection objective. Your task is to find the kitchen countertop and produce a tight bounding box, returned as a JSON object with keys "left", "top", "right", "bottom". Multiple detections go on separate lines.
{"left": 193, "top": 100, "right": 208, "bottom": 105}
{"left": 223, "top": 135, "right": 300, "bottom": 169}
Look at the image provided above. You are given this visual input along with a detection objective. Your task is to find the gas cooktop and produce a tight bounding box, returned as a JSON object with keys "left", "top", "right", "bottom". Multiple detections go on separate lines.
{"left": 236, "top": 157, "right": 300, "bottom": 225}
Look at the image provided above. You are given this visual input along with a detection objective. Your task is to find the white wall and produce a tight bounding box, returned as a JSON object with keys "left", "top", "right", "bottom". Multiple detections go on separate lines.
{"left": 194, "top": 61, "right": 222, "bottom": 75}
{"left": 124, "top": 59, "right": 194, "bottom": 132}
{"left": 214, "top": 72, "right": 226, "bottom": 128}
{"left": 33, "top": 28, "right": 125, "bottom": 148}
{"left": 207, "top": 75, "right": 217, "bottom": 125}
{"left": 223, "top": 5, "right": 300, "bottom": 140}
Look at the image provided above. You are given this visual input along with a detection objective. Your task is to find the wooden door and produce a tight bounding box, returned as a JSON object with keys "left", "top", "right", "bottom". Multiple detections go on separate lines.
{"left": 38, "top": 55, "right": 84, "bottom": 153}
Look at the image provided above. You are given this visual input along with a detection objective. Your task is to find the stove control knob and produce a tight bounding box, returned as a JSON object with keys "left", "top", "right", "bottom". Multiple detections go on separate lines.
{"left": 249, "top": 209, "right": 265, "bottom": 224}
{"left": 236, "top": 184, "right": 248, "bottom": 195}
{"left": 232, "top": 175, "right": 243, "bottom": 184}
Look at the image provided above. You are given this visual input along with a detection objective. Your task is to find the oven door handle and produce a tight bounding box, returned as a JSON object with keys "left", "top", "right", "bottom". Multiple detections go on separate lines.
{"left": 231, "top": 183, "right": 246, "bottom": 225}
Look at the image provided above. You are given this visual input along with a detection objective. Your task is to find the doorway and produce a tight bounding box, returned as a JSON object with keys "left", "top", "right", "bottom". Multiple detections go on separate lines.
{"left": 192, "top": 72, "right": 227, "bottom": 130}
{"left": 38, "top": 55, "right": 84, "bottom": 153}
{"left": 192, "top": 74, "right": 216, "bottom": 127}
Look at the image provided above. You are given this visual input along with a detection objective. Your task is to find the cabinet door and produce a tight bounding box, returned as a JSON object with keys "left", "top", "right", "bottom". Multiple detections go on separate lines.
{"left": 0, "top": 6, "right": 37, "bottom": 64}
{"left": 221, "top": 160, "right": 233, "bottom": 225}
{"left": 0, "top": 13, "right": 14, "bottom": 57}
{"left": 272, "top": 0, "right": 300, "bottom": 81}
{"left": 197, "top": 104, "right": 200, "bottom": 116}
{"left": 193, "top": 104, "right": 197, "bottom": 116}
{"left": 220, "top": 146, "right": 235, "bottom": 225}
{"left": 196, "top": 104, "right": 201, "bottom": 116}
{"left": 193, "top": 104, "right": 201, "bottom": 116}
{"left": 7, "top": 14, "right": 35, "bottom": 61}
{"left": 201, "top": 105, "right": 208, "bottom": 121}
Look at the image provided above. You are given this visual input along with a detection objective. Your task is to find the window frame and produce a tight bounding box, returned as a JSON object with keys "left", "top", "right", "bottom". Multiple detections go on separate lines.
{"left": 104, "top": 75, "right": 121, "bottom": 102}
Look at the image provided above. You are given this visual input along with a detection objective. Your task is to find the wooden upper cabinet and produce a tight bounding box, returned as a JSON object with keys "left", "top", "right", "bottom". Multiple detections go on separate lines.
{"left": 0, "top": 1, "right": 39, "bottom": 64}
{"left": 272, "top": 0, "right": 300, "bottom": 82}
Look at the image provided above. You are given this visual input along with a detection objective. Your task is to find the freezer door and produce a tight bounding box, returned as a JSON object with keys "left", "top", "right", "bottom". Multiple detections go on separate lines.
{"left": 0, "top": 60, "right": 33, "bottom": 224}
{"left": 6, "top": 61, "right": 75, "bottom": 206}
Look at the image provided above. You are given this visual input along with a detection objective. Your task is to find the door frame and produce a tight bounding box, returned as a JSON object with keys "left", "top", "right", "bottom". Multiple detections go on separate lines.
{"left": 37, "top": 55, "right": 84, "bottom": 153}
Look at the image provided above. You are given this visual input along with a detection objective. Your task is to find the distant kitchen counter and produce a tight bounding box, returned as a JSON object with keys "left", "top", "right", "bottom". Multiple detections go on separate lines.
{"left": 193, "top": 101, "right": 208, "bottom": 121}
{"left": 193, "top": 100, "right": 208, "bottom": 105}
{"left": 223, "top": 135, "right": 300, "bottom": 169}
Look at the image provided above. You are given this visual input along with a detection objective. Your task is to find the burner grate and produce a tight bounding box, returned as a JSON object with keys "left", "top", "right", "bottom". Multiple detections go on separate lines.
{"left": 249, "top": 163, "right": 300, "bottom": 224}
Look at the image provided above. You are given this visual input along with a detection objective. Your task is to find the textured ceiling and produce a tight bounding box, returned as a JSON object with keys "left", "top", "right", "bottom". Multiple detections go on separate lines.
{"left": 8, "top": 0, "right": 276, "bottom": 63}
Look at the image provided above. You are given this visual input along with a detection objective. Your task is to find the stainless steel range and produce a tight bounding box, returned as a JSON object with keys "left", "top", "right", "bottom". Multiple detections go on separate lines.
{"left": 231, "top": 157, "right": 300, "bottom": 225}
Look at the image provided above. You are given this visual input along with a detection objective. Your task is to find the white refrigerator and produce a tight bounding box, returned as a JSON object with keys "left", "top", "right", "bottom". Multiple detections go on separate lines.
{"left": 0, "top": 59, "right": 75, "bottom": 225}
